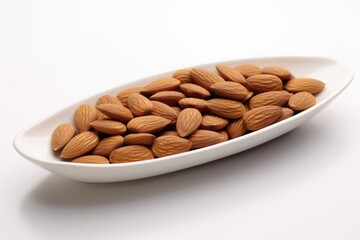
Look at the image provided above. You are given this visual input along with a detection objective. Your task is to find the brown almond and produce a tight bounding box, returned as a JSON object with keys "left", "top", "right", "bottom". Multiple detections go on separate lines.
{"left": 61, "top": 131, "right": 99, "bottom": 159}
{"left": 234, "top": 64, "right": 262, "bottom": 78}
{"left": 188, "top": 130, "right": 225, "bottom": 149}
{"left": 285, "top": 78, "right": 325, "bottom": 94}
{"left": 51, "top": 123, "right": 77, "bottom": 151}
{"left": 226, "top": 118, "right": 247, "bottom": 139}
{"left": 210, "top": 81, "right": 252, "bottom": 101}
{"left": 249, "top": 91, "right": 291, "bottom": 109}
{"left": 127, "top": 115, "right": 171, "bottom": 134}
{"left": 246, "top": 74, "right": 283, "bottom": 93}
{"left": 109, "top": 145, "right": 154, "bottom": 163}
{"left": 216, "top": 64, "right": 246, "bottom": 85}
{"left": 149, "top": 91, "right": 186, "bottom": 106}
{"left": 96, "top": 95, "right": 123, "bottom": 106}
{"left": 127, "top": 93, "right": 153, "bottom": 116}
{"left": 277, "top": 108, "right": 294, "bottom": 122}
{"left": 172, "top": 69, "right": 193, "bottom": 83}
{"left": 160, "top": 130, "right": 180, "bottom": 137}
{"left": 123, "top": 133, "right": 156, "bottom": 146}
{"left": 218, "top": 130, "right": 229, "bottom": 142}
{"left": 152, "top": 136, "right": 192, "bottom": 158}
{"left": 151, "top": 101, "right": 179, "bottom": 124}
{"left": 72, "top": 155, "right": 110, "bottom": 164}
{"left": 92, "top": 135, "right": 124, "bottom": 157}
{"left": 96, "top": 104, "right": 134, "bottom": 122}
{"left": 190, "top": 68, "right": 225, "bottom": 90}
{"left": 141, "top": 77, "right": 181, "bottom": 95}
{"left": 178, "top": 98, "right": 208, "bottom": 113}
{"left": 90, "top": 120, "right": 127, "bottom": 135}
{"left": 261, "top": 66, "right": 292, "bottom": 81}
{"left": 243, "top": 106, "right": 282, "bottom": 131}
{"left": 288, "top": 92, "right": 316, "bottom": 111}
{"left": 206, "top": 98, "right": 245, "bottom": 119}
{"left": 179, "top": 83, "right": 211, "bottom": 99}
{"left": 116, "top": 87, "right": 143, "bottom": 107}
{"left": 201, "top": 115, "right": 229, "bottom": 131}
{"left": 171, "top": 106, "right": 182, "bottom": 114}
{"left": 176, "top": 108, "right": 202, "bottom": 137}
{"left": 74, "top": 104, "right": 98, "bottom": 132}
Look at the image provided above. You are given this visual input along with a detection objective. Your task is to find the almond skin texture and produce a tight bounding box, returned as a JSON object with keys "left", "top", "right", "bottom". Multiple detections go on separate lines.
{"left": 216, "top": 64, "right": 246, "bottom": 85}
{"left": 249, "top": 91, "right": 291, "bottom": 109}
{"left": 152, "top": 136, "right": 192, "bottom": 158}
{"left": 74, "top": 104, "right": 98, "bottom": 132}
{"left": 246, "top": 74, "right": 283, "bottom": 93}
{"left": 176, "top": 108, "right": 203, "bottom": 137}
{"left": 151, "top": 101, "right": 179, "bottom": 124}
{"left": 127, "top": 93, "right": 153, "bottom": 116}
{"left": 261, "top": 66, "right": 292, "bottom": 81}
{"left": 116, "top": 87, "right": 143, "bottom": 107}
{"left": 96, "top": 104, "right": 134, "bottom": 122}
{"left": 61, "top": 131, "right": 99, "bottom": 159}
{"left": 92, "top": 135, "right": 124, "bottom": 157}
{"left": 234, "top": 64, "right": 262, "bottom": 78}
{"left": 172, "top": 69, "right": 193, "bottom": 84}
{"left": 160, "top": 130, "right": 180, "bottom": 137}
{"left": 90, "top": 120, "right": 127, "bottom": 135}
{"left": 149, "top": 91, "right": 186, "bottom": 106}
{"left": 96, "top": 95, "right": 123, "bottom": 106}
{"left": 109, "top": 145, "right": 154, "bottom": 163}
{"left": 201, "top": 115, "right": 229, "bottom": 131}
{"left": 285, "top": 78, "right": 325, "bottom": 94}
{"left": 172, "top": 106, "right": 182, "bottom": 114}
{"left": 210, "top": 81, "right": 252, "bottom": 101}
{"left": 190, "top": 68, "right": 225, "bottom": 90}
{"left": 218, "top": 130, "right": 229, "bottom": 142}
{"left": 288, "top": 92, "right": 316, "bottom": 111}
{"left": 226, "top": 118, "right": 247, "bottom": 139}
{"left": 141, "top": 77, "right": 181, "bottom": 95}
{"left": 206, "top": 98, "right": 246, "bottom": 119}
{"left": 72, "top": 155, "right": 110, "bottom": 164}
{"left": 123, "top": 133, "right": 156, "bottom": 146}
{"left": 127, "top": 115, "right": 171, "bottom": 134}
{"left": 51, "top": 123, "right": 77, "bottom": 151}
{"left": 188, "top": 130, "right": 225, "bottom": 149}
{"left": 277, "top": 108, "right": 294, "bottom": 122}
{"left": 243, "top": 106, "right": 282, "bottom": 131}
{"left": 178, "top": 98, "right": 208, "bottom": 113}
{"left": 179, "top": 83, "right": 211, "bottom": 99}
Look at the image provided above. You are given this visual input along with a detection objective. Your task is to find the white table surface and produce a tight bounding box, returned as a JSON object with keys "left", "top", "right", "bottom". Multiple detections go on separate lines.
{"left": 1, "top": 0, "right": 359, "bottom": 239}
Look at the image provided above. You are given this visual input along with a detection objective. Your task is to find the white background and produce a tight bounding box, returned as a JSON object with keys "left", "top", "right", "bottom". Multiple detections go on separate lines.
{"left": 1, "top": 0, "right": 360, "bottom": 239}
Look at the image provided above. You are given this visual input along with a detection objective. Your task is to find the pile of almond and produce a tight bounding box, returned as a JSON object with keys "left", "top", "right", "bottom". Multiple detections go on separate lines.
{"left": 51, "top": 64, "right": 325, "bottom": 164}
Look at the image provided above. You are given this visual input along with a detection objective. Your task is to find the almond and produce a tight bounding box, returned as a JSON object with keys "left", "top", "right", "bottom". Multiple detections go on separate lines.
{"left": 288, "top": 92, "right": 316, "bottom": 111}
{"left": 179, "top": 83, "right": 211, "bottom": 99}
{"left": 234, "top": 64, "right": 262, "bottom": 78}
{"left": 176, "top": 108, "right": 202, "bottom": 137}
{"left": 141, "top": 77, "right": 181, "bottom": 95}
{"left": 123, "top": 133, "right": 156, "bottom": 146}
{"left": 60, "top": 131, "right": 99, "bottom": 159}
{"left": 160, "top": 130, "right": 180, "bottom": 137}
{"left": 200, "top": 115, "right": 229, "bottom": 131}
{"left": 51, "top": 123, "right": 77, "bottom": 151}
{"left": 243, "top": 106, "right": 282, "bottom": 131}
{"left": 171, "top": 106, "right": 182, "bottom": 114}
{"left": 210, "top": 81, "right": 252, "bottom": 101}
{"left": 96, "top": 104, "right": 134, "bottom": 122}
{"left": 190, "top": 68, "right": 225, "bottom": 90}
{"left": 249, "top": 91, "right": 291, "bottom": 109}
{"left": 96, "top": 109, "right": 109, "bottom": 120}
{"left": 149, "top": 91, "right": 186, "bottom": 106}
{"left": 178, "top": 98, "right": 208, "bottom": 112}
{"left": 206, "top": 98, "right": 245, "bottom": 119}
{"left": 226, "top": 118, "right": 247, "bottom": 139}
{"left": 151, "top": 101, "right": 179, "bottom": 124}
{"left": 127, "top": 115, "right": 171, "bottom": 134}
{"left": 172, "top": 69, "right": 193, "bottom": 83}
{"left": 109, "top": 145, "right": 154, "bottom": 163}
{"left": 90, "top": 120, "right": 127, "bottom": 135}
{"left": 285, "top": 78, "right": 325, "bottom": 94}
{"left": 246, "top": 74, "right": 283, "bottom": 93}
{"left": 71, "top": 155, "right": 110, "bottom": 164}
{"left": 277, "top": 108, "right": 294, "bottom": 122}
{"left": 96, "top": 95, "right": 123, "bottom": 106}
{"left": 152, "top": 136, "right": 192, "bottom": 158}
{"left": 261, "top": 66, "right": 292, "bottom": 81}
{"left": 218, "top": 130, "right": 229, "bottom": 142}
{"left": 216, "top": 64, "right": 246, "bottom": 85}
{"left": 74, "top": 104, "right": 98, "bottom": 132}
{"left": 127, "top": 93, "right": 153, "bottom": 116}
{"left": 116, "top": 87, "right": 143, "bottom": 107}
{"left": 92, "top": 135, "right": 124, "bottom": 157}
{"left": 188, "top": 130, "right": 225, "bottom": 149}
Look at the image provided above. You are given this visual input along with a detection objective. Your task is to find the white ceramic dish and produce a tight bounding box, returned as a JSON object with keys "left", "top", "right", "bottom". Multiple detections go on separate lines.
{"left": 13, "top": 57, "right": 353, "bottom": 183}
